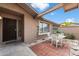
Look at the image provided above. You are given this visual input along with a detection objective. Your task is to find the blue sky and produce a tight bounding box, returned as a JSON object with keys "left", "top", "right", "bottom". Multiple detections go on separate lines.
{"left": 31, "top": 3, "right": 79, "bottom": 24}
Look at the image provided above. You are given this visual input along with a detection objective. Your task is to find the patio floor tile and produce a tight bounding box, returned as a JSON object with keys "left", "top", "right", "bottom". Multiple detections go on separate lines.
{"left": 30, "top": 41, "right": 70, "bottom": 56}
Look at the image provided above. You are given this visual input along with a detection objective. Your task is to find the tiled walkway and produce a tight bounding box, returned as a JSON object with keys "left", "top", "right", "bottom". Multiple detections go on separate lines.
{"left": 30, "top": 41, "right": 70, "bottom": 56}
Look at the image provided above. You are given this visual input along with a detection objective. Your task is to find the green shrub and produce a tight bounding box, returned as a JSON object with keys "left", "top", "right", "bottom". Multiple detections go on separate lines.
{"left": 53, "top": 29, "right": 63, "bottom": 34}
{"left": 64, "top": 33, "right": 75, "bottom": 40}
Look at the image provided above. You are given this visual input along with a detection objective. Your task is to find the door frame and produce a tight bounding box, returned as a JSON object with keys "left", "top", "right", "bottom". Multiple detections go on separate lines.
{"left": 0, "top": 7, "right": 24, "bottom": 44}
{"left": 2, "top": 17, "right": 19, "bottom": 43}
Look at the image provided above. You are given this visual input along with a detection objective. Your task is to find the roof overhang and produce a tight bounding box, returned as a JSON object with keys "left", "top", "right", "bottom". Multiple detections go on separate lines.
{"left": 17, "top": 3, "right": 38, "bottom": 18}
{"left": 39, "top": 17, "right": 60, "bottom": 26}
{"left": 17, "top": 3, "right": 79, "bottom": 18}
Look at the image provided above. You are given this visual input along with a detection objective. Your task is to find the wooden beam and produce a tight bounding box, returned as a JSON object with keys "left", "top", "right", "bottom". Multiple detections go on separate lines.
{"left": 36, "top": 3, "right": 63, "bottom": 18}
{"left": 63, "top": 3, "right": 78, "bottom": 12}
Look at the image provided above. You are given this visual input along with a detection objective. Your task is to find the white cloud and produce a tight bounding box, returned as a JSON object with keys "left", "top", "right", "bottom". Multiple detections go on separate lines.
{"left": 50, "top": 13, "right": 54, "bottom": 15}
{"left": 65, "top": 18, "right": 75, "bottom": 22}
{"left": 31, "top": 3, "right": 49, "bottom": 10}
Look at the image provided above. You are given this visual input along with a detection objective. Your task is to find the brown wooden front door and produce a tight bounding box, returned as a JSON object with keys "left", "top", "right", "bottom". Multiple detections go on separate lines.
{"left": 3, "top": 17, "right": 17, "bottom": 42}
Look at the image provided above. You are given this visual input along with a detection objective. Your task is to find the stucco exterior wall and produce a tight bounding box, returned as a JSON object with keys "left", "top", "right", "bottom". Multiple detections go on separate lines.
{"left": 0, "top": 3, "right": 38, "bottom": 43}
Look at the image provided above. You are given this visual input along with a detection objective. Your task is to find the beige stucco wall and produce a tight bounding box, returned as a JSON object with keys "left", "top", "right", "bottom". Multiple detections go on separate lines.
{"left": 59, "top": 26, "right": 79, "bottom": 40}
{"left": 0, "top": 3, "right": 38, "bottom": 43}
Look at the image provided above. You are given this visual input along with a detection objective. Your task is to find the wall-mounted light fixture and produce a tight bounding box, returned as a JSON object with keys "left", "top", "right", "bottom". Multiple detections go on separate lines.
{"left": 0, "top": 16, "right": 2, "bottom": 20}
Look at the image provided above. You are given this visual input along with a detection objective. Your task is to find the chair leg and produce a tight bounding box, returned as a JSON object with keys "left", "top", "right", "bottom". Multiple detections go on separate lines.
{"left": 50, "top": 40, "right": 53, "bottom": 45}
{"left": 56, "top": 42, "right": 58, "bottom": 48}
{"left": 60, "top": 42, "right": 63, "bottom": 48}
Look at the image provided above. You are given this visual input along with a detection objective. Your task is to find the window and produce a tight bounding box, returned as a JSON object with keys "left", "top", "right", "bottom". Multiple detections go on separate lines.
{"left": 39, "top": 22, "right": 49, "bottom": 33}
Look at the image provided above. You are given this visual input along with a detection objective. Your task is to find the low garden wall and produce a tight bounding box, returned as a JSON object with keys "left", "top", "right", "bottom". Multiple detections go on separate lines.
{"left": 59, "top": 26, "right": 79, "bottom": 40}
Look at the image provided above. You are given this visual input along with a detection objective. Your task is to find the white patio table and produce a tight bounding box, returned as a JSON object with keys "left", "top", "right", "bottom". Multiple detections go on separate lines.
{"left": 51, "top": 33, "right": 66, "bottom": 48}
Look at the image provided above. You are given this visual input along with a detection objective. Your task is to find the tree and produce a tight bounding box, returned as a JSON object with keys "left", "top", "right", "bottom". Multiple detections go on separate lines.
{"left": 61, "top": 22, "right": 72, "bottom": 27}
